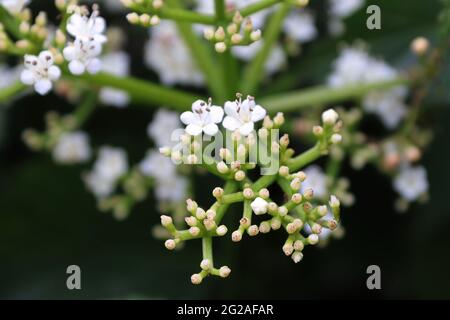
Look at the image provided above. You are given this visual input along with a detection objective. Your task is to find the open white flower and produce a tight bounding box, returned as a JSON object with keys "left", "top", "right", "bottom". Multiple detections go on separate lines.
{"left": 180, "top": 99, "right": 224, "bottom": 136}
{"left": 393, "top": 165, "right": 429, "bottom": 201}
{"left": 283, "top": 10, "right": 318, "bottom": 43}
{"left": 52, "top": 131, "right": 91, "bottom": 164}
{"left": 21, "top": 51, "right": 61, "bottom": 95}
{"left": 66, "top": 11, "right": 107, "bottom": 44}
{"left": 147, "top": 109, "right": 181, "bottom": 147}
{"left": 223, "top": 95, "right": 266, "bottom": 136}
{"left": 251, "top": 197, "right": 268, "bottom": 215}
{"left": 63, "top": 37, "right": 102, "bottom": 75}
{"left": 0, "top": 0, "right": 30, "bottom": 15}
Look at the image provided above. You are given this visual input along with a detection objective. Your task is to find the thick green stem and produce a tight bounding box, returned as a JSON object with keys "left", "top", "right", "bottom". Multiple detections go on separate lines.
{"left": 73, "top": 91, "right": 97, "bottom": 126}
{"left": 0, "top": 6, "right": 21, "bottom": 39}
{"left": 63, "top": 72, "right": 199, "bottom": 111}
{"left": 214, "top": 0, "right": 226, "bottom": 22}
{"left": 233, "top": 0, "right": 280, "bottom": 18}
{"left": 287, "top": 143, "right": 323, "bottom": 171}
{"left": 260, "top": 78, "right": 409, "bottom": 113}
{"left": 252, "top": 174, "right": 277, "bottom": 191}
{"left": 130, "top": 4, "right": 216, "bottom": 25}
{"left": 240, "top": 2, "right": 291, "bottom": 95}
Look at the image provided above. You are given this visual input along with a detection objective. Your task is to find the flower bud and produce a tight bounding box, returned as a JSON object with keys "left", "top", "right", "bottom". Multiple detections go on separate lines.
{"left": 164, "top": 239, "right": 176, "bottom": 250}
{"left": 216, "top": 225, "right": 228, "bottom": 236}
{"left": 322, "top": 109, "right": 339, "bottom": 125}
{"left": 267, "top": 202, "right": 278, "bottom": 214}
{"left": 280, "top": 134, "right": 290, "bottom": 148}
{"left": 243, "top": 187, "right": 254, "bottom": 199}
{"left": 293, "top": 240, "right": 304, "bottom": 251}
{"left": 290, "top": 178, "right": 301, "bottom": 191}
{"left": 282, "top": 243, "right": 294, "bottom": 256}
{"left": 203, "top": 218, "right": 216, "bottom": 231}
{"left": 247, "top": 225, "right": 259, "bottom": 236}
{"left": 312, "top": 125, "right": 324, "bottom": 137}
{"left": 206, "top": 209, "right": 216, "bottom": 220}
{"left": 159, "top": 147, "right": 171, "bottom": 156}
{"left": 259, "top": 188, "right": 270, "bottom": 199}
{"left": 291, "top": 193, "right": 303, "bottom": 204}
{"left": 308, "top": 234, "right": 319, "bottom": 245}
{"left": 273, "top": 112, "right": 285, "bottom": 126}
{"left": 291, "top": 251, "right": 303, "bottom": 263}
{"left": 302, "top": 188, "right": 313, "bottom": 200}
{"left": 185, "top": 216, "right": 197, "bottom": 227}
{"left": 311, "top": 223, "right": 322, "bottom": 234}
{"left": 160, "top": 215, "right": 173, "bottom": 227}
{"left": 231, "top": 33, "right": 242, "bottom": 44}
{"left": 203, "top": 27, "right": 215, "bottom": 40}
{"left": 200, "top": 259, "right": 212, "bottom": 271}
{"left": 278, "top": 165, "right": 289, "bottom": 177}
{"left": 271, "top": 217, "right": 282, "bottom": 230}
{"left": 217, "top": 161, "right": 229, "bottom": 174}
{"left": 330, "top": 133, "right": 342, "bottom": 144}
{"left": 231, "top": 230, "right": 242, "bottom": 242}
{"left": 317, "top": 205, "right": 328, "bottom": 217}
{"left": 329, "top": 195, "right": 340, "bottom": 208}
{"left": 215, "top": 42, "right": 227, "bottom": 53}
{"left": 189, "top": 227, "right": 200, "bottom": 236}
{"left": 278, "top": 206, "right": 288, "bottom": 217}
{"left": 259, "top": 221, "right": 271, "bottom": 233}
{"left": 234, "top": 170, "right": 246, "bottom": 181}
{"left": 196, "top": 208, "right": 206, "bottom": 220}
{"left": 411, "top": 36, "right": 429, "bottom": 55}
{"left": 212, "top": 187, "right": 224, "bottom": 199}
{"left": 250, "top": 29, "right": 261, "bottom": 41}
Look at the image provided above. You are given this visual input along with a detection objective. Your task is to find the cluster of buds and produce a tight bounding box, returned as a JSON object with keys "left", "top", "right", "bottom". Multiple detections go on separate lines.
{"left": 0, "top": 8, "right": 49, "bottom": 54}
{"left": 122, "top": 0, "right": 163, "bottom": 27}
{"left": 158, "top": 99, "right": 345, "bottom": 284}
{"left": 203, "top": 12, "right": 261, "bottom": 53}
{"left": 97, "top": 169, "right": 151, "bottom": 220}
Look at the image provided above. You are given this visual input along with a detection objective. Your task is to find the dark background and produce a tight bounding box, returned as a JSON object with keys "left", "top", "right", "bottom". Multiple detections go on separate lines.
{"left": 1, "top": 0, "right": 450, "bottom": 299}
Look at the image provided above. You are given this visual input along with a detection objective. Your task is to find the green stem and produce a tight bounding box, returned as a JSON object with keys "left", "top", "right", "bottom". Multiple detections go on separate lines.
{"left": 0, "top": 81, "right": 27, "bottom": 103}
{"left": 233, "top": 0, "right": 280, "bottom": 18}
{"left": 221, "top": 192, "right": 244, "bottom": 204}
{"left": 0, "top": 6, "right": 21, "bottom": 39}
{"left": 168, "top": 0, "right": 227, "bottom": 102}
{"left": 215, "top": 181, "right": 238, "bottom": 223}
{"left": 130, "top": 4, "right": 216, "bottom": 25}
{"left": 73, "top": 91, "right": 97, "bottom": 126}
{"left": 260, "top": 78, "right": 409, "bottom": 113}
{"left": 287, "top": 143, "right": 323, "bottom": 171}
{"left": 252, "top": 174, "right": 277, "bottom": 191}
{"left": 214, "top": 0, "right": 226, "bottom": 22}
{"left": 63, "top": 72, "right": 199, "bottom": 111}
{"left": 240, "top": 2, "right": 291, "bottom": 95}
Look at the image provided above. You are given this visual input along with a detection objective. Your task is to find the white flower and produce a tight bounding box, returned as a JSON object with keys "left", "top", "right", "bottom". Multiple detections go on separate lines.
{"left": 66, "top": 11, "right": 107, "bottom": 44}
{"left": 223, "top": 95, "right": 266, "bottom": 136}
{"left": 93, "top": 146, "right": 128, "bottom": 181}
{"left": 147, "top": 109, "right": 181, "bottom": 147}
{"left": 329, "top": 0, "right": 364, "bottom": 18}
{"left": 52, "top": 131, "right": 91, "bottom": 164}
{"left": 21, "top": 51, "right": 61, "bottom": 95}
{"left": 363, "top": 88, "right": 407, "bottom": 129}
{"left": 180, "top": 99, "right": 224, "bottom": 136}
{"left": 144, "top": 20, "right": 203, "bottom": 86}
{"left": 251, "top": 197, "right": 268, "bottom": 215}
{"left": 232, "top": 41, "right": 286, "bottom": 75}
{"left": 99, "top": 51, "right": 130, "bottom": 108}
{"left": 283, "top": 10, "right": 318, "bottom": 43}
{"left": 139, "top": 150, "right": 177, "bottom": 180}
{"left": 327, "top": 47, "right": 371, "bottom": 87}
{"left": 63, "top": 37, "right": 102, "bottom": 75}
{"left": 0, "top": 64, "right": 20, "bottom": 89}
{"left": 0, "top": 0, "right": 29, "bottom": 15}
{"left": 301, "top": 165, "right": 328, "bottom": 199}
{"left": 155, "top": 176, "right": 188, "bottom": 203}
{"left": 393, "top": 165, "right": 429, "bottom": 201}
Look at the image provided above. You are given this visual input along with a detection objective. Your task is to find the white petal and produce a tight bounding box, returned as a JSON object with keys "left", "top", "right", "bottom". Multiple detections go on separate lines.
{"left": 38, "top": 50, "right": 54, "bottom": 67}
{"left": 180, "top": 111, "right": 196, "bottom": 125}
{"left": 251, "top": 105, "right": 266, "bottom": 122}
{"left": 209, "top": 106, "right": 224, "bottom": 123}
{"left": 222, "top": 116, "right": 241, "bottom": 132}
{"left": 20, "top": 70, "right": 35, "bottom": 85}
{"left": 87, "top": 58, "right": 102, "bottom": 74}
{"left": 185, "top": 124, "right": 203, "bottom": 136}
{"left": 239, "top": 122, "right": 254, "bottom": 136}
{"left": 203, "top": 123, "right": 219, "bottom": 136}
{"left": 63, "top": 46, "right": 76, "bottom": 61}
{"left": 48, "top": 66, "right": 61, "bottom": 80}
{"left": 34, "top": 79, "right": 52, "bottom": 95}
{"left": 69, "top": 60, "right": 86, "bottom": 75}
{"left": 93, "top": 17, "right": 106, "bottom": 34}
{"left": 224, "top": 101, "right": 238, "bottom": 117}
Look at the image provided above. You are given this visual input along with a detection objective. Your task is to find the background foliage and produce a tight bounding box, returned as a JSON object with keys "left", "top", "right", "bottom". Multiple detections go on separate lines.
{"left": 1, "top": 0, "right": 450, "bottom": 299}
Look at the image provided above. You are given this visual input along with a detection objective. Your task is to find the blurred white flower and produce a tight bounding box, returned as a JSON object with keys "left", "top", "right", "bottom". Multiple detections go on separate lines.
{"left": 328, "top": 46, "right": 408, "bottom": 129}
{"left": 0, "top": 0, "right": 30, "bottom": 15}
{"left": 99, "top": 51, "right": 130, "bottom": 107}
{"left": 301, "top": 165, "right": 328, "bottom": 199}
{"left": 328, "top": 0, "right": 365, "bottom": 36}
{"left": 84, "top": 171, "right": 116, "bottom": 198}
{"left": 180, "top": 99, "right": 224, "bottom": 136}
{"left": 147, "top": 109, "right": 181, "bottom": 147}
{"left": 93, "top": 146, "right": 128, "bottom": 181}
{"left": 223, "top": 95, "right": 266, "bottom": 136}
{"left": 283, "top": 10, "right": 318, "bottom": 43}
{"left": 66, "top": 11, "right": 107, "bottom": 44}
{"left": 21, "top": 51, "right": 61, "bottom": 95}
{"left": 393, "top": 165, "right": 429, "bottom": 201}
{"left": 232, "top": 41, "right": 286, "bottom": 75}
{"left": 53, "top": 131, "right": 91, "bottom": 164}
{"left": 155, "top": 176, "right": 188, "bottom": 203}
{"left": 144, "top": 20, "right": 203, "bottom": 86}
{"left": 63, "top": 37, "right": 102, "bottom": 75}
{"left": 0, "top": 64, "right": 21, "bottom": 89}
